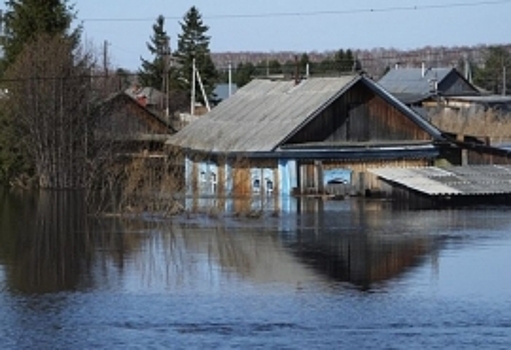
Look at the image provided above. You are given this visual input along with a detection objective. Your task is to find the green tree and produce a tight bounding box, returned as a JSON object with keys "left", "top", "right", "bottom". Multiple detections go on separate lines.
{"left": 474, "top": 46, "right": 511, "bottom": 95}
{"left": 138, "top": 15, "right": 171, "bottom": 90}
{"left": 319, "top": 56, "right": 335, "bottom": 74}
{"left": 268, "top": 59, "right": 282, "bottom": 75}
{"left": 174, "top": 6, "right": 218, "bottom": 104}
{"left": 234, "top": 62, "right": 256, "bottom": 87}
{"left": 1, "top": 0, "right": 79, "bottom": 73}
{"left": 0, "top": 105, "right": 31, "bottom": 184}
{"left": 300, "top": 53, "right": 312, "bottom": 75}
{"left": 334, "top": 49, "right": 355, "bottom": 73}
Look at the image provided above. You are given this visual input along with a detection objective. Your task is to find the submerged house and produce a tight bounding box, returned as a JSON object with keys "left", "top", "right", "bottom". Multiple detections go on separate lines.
{"left": 167, "top": 73, "right": 462, "bottom": 203}
{"left": 95, "top": 92, "right": 174, "bottom": 155}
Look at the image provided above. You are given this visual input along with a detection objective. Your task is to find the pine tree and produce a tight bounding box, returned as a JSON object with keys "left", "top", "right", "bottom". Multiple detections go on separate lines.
{"left": 235, "top": 62, "right": 256, "bottom": 87}
{"left": 138, "top": 15, "right": 171, "bottom": 89}
{"left": 1, "top": 0, "right": 79, "bottom": 73}
{"left": 174, "top": 6, "right": 218, "bottom": 105}
{"left": 474, "top": 46, "right": 511, "bottom": 95}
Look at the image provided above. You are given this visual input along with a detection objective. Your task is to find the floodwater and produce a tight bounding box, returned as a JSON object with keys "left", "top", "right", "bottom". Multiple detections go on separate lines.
{"left": 1, "top": 190, "right": 511, "bottom": 349}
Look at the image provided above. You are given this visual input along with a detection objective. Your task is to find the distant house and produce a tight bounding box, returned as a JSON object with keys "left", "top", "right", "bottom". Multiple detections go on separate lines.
{"left": 95, "top": 92, "right": 174, "bottom": 154}
{"left": 378, "top": 66, "right": 479, "bottom": 106}
{"left": 378, "top": 66, "right": 511, "bottom": 118}
{"left": 167, "top": 74, "right": 467, "bottom": 205}
{"left": 124, "top": 85, "right": 166, "bottom": 112}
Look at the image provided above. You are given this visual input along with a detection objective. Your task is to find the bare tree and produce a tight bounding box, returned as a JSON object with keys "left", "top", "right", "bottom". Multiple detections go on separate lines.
{"left": 4, "top": 34, "right": 93, "bottom": 189}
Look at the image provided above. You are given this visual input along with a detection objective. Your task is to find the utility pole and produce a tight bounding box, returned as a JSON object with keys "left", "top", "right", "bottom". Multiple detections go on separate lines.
{"left": 191, "top": 58, "right": 196, "bottom": 116}
{"left": 162, "top": 37, "right": 171, "bottom": 119}
{"left": 503, "top": 65, "right": 507, "bottom": 96}
{"left": 228, "top": 62, "right": 232, "bottom": 97}
{"left": 103, "top": 40, "right": 109, "bottom": 79}
{"left": 196, "top": 68, "right": 210, "bottom": 112}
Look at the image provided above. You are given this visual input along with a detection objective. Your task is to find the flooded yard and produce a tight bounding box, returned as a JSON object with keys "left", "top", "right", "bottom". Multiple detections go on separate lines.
{"left": 1, "top": 190, "right": 511, "bottom": 349}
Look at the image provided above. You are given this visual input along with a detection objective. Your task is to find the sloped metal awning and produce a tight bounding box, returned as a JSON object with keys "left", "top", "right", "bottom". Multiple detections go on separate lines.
{"left": 369, "top": 165, "right": 511, "bottom": 196}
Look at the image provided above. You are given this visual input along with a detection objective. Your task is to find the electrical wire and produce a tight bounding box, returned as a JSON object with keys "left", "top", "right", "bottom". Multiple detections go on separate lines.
{"left": 81, "top": 0, "right": 511, "bottom": 22}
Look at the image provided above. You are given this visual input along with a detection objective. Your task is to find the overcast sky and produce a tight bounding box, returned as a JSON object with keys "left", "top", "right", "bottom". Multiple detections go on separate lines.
{"left": 4, "top": 0, "right": 511, "bottom": 70}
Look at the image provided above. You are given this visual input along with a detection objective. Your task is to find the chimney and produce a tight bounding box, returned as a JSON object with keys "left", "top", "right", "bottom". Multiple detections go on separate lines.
{"left": 136, "top": 95, "right": 148, "bottom": 107}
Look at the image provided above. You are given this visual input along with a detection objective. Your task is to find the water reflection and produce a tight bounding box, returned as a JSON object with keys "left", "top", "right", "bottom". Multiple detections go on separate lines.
{"left": 0, "top": 190, "right": 93, "bottom": 294}
{"left": 285, "top": 199, "right": 440, "bottom": 290}
{"left": 2, "top": 190, "right": 511, "bottom": 349}
{"left": 0, "top": 191, "right": 446, "bottom": 294}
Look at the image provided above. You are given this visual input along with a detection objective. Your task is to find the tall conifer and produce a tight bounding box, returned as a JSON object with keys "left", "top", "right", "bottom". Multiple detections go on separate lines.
{"left": 174, "top": 6, "right": 218, "bottom": 104}
{"left": 138, "top": 15, "right": 170, "bottom": 89}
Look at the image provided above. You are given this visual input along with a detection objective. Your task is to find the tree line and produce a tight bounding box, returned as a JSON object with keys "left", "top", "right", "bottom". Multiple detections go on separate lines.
{"left": 215, "top": 45, "right": 511, "bottom": 93}
{"left": 221, "top": 49, "right": 362, "bottom": 87}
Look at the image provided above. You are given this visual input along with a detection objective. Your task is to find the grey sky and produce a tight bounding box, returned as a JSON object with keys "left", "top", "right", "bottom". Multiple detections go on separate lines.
{"left": 6, "top": 0, "right": 511, "bottom": 70}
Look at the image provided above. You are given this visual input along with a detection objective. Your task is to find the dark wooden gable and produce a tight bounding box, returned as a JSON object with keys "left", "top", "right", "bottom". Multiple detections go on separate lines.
{"left": 283, "top": 80, "right": 434, "bottom": 146}
{"left": 438, "top": 70, "right": 479, "bottom": 96}
{"left": 97, "top": 93, "right": 170, "bottom": 136}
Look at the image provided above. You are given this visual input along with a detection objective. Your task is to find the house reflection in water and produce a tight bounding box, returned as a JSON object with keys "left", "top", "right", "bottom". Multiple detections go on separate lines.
{"left": 175, "top": 197, "right": 441, "bottom": 291}
{"left": 0, "top": 190, "right": 441, "bottom": 293}
{"left": 285, "top": 199, "right": 438, "bottom": 290}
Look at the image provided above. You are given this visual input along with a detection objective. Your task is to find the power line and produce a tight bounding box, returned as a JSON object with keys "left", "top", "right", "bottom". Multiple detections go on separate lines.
{"left": 81, "top": 0, "right": 511, "bottom": 22}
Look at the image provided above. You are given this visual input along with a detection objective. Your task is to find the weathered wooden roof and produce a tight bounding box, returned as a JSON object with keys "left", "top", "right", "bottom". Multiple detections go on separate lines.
{"left": 369, "top": 165, "right": 511, "bottom": 196}
{"left": 168, "top": 75, "right": 444, "bottom": 154}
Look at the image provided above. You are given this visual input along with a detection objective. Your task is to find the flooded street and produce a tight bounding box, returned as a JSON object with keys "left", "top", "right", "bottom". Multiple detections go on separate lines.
{"left": 1, "top": 190, "right": 511, "bottom": 349}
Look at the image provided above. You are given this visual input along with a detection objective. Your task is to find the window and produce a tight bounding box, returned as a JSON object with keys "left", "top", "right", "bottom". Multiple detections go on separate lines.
{"left": 266, "top": 180, "right": 274, "bottom": 193}
{"left": 253, "top": 179, "right": 261, "bottom": 192}
{"left": 211, "top": 172, "right": 217, "bottom": 193}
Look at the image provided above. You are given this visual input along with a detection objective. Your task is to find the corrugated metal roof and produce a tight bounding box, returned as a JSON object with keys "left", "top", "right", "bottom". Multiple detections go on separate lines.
{"left": 168, "top": 75, "right": 445, "bottom": 154}
{"left": 369, "top": 165, "right": 511, "bottom": 196}
{"left": 168, "top": 76, "right": 360, "bottom": 153}
{"left": 378, "top": 68, "right": 452, "bottom": 97}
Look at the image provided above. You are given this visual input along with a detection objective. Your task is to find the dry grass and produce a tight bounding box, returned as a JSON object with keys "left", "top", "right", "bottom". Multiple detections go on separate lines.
{"left": 430, "top": 110, "right": 511, "bottom": 144}
{"left": 86, "top": 147, "right": 185, "bottom": 217}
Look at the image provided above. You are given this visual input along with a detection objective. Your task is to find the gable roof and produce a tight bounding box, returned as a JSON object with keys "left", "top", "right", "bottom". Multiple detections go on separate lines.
{"left": 378, "top": 67, "right": 477, "bottom": 103}
{"left": 99, "top": 92, "right": 174, "bottom": 134}
{"left": 167, "top": 75, "right": 444, "bottom": 154}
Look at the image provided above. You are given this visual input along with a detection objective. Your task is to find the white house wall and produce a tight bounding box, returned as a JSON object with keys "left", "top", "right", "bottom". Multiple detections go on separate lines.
{"left": 185, "top": 157, "right": 301, "bottom": 213}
